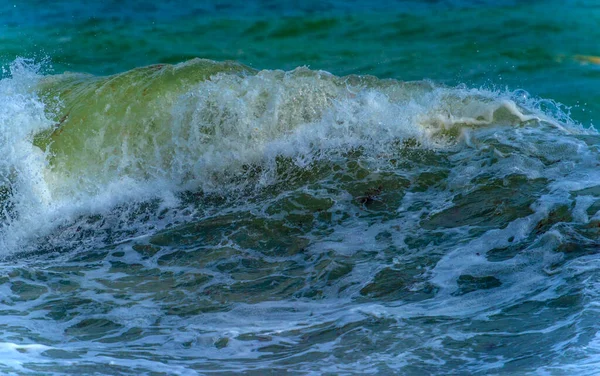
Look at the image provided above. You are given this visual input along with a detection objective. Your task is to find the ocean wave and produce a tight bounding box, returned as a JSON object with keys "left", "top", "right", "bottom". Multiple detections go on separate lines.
{"left": 0, "top": 58, "right": 592, "bottom": 252}
{"left": 32, "top": 58, "right": 563, "bottom": 193}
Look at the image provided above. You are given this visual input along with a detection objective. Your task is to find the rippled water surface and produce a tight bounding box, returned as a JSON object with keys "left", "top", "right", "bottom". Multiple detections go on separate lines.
{"left": 1, "top": 1, "right": 600, "bottom": 375}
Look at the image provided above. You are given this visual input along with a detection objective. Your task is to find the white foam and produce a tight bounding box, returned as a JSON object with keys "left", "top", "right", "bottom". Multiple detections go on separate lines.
{"left": 1, "top": 60, "right": 599, "bottom": 374}
{"left": 0, "top": 61, "right": 561, "bottom": 255}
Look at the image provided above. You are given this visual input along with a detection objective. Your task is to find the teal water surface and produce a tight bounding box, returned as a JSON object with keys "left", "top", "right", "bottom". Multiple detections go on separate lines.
{"left": 1, "top": 1, "right": 600, "bottom": 375}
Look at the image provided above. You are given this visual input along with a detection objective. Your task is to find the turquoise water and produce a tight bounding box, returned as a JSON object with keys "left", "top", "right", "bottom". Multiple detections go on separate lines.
{"left": 1, "top": 1, "right": 600, "bottom": 374}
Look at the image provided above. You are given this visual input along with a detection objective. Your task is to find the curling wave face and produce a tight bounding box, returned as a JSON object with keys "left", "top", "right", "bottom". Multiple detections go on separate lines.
{"left": 3, "top": 58, "right": 547, "bottom": 248}
{"left": 32, "top": 58, "right": 538, "bottom": 194}
{"left": 1, "top": 59, "right": 600, "bottom": 374}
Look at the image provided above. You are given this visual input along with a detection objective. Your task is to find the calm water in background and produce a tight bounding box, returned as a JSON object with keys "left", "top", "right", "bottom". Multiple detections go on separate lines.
{"left": 1, "top": 1, "right": 600, "bottom": 374}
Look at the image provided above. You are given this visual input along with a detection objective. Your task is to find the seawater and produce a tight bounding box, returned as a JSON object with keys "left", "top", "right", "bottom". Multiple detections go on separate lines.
{"left": 1, "top": 1, "right": 600, "bottom": 375}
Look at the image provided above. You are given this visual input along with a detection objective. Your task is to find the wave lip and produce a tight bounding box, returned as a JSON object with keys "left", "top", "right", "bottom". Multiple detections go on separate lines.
{"left": 0, "top": 57, "right": 587, "bottom": 253}
{"left": 31, "top": 59, "right": 548, "bottom": 196}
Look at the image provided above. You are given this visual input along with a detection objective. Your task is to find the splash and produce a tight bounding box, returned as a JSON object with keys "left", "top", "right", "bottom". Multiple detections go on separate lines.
{"left": 32, "top": 59, "right": 547, "bottom": 195}
{"left": 0, "top": 58, "right": 582, "bottom": 253}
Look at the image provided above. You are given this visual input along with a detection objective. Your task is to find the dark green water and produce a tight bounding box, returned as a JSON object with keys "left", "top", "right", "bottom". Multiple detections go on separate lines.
{"left": 1, "top": 1, "right": 600, "bottom": 375}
